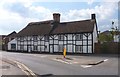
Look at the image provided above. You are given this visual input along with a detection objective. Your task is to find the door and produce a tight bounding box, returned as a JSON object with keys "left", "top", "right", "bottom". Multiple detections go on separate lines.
{"left": 59, "top": 44, "right": 64, "bottom": 52}
{"left": 50, "top": 45, "right": 53, "bottom": 53}
{"left": 27, "top": 45, "right": 31, "bottom": 52}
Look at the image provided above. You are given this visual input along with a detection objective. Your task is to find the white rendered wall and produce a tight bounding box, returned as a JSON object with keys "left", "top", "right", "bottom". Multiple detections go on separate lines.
{"left": 8, "top": 38, "right": 17, "bottom": 50}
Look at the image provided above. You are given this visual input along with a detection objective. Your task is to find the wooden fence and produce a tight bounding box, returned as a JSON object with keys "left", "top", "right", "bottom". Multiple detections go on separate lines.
{"left": 95, "top": 42, "right": 119, "bottom": 54}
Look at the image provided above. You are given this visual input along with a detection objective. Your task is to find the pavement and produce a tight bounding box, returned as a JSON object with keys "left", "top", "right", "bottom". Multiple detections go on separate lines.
{"left": 0, "top": 58, "right": 26, "bottom": 76}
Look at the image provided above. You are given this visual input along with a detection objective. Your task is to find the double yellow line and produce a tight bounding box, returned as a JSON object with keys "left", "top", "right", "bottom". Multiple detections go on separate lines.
{"left": 2, "top": 58, "right": 37, "bottom": 77}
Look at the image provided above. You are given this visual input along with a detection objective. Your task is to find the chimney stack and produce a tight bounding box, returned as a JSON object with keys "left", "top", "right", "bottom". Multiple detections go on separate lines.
{"left": 53, "top": 13, "right": 60, "bottom": 23}
{"left": 91, "top": 14, "right": 96, "bottom": 19}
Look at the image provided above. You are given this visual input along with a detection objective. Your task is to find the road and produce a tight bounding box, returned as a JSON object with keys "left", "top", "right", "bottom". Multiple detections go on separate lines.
{"left": 1, "top": 51, "right": 119, "bottom": 77}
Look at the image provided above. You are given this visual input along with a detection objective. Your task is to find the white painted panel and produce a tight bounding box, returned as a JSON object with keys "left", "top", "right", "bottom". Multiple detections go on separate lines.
{"left": 41, "top": 41, "right": 44, "bottom": 45}
{"left": 28, "top": 42, "right": 31, "bottom": 45}
{"left": 17, "top": 46, "right": 20, "bottom": 50}
{"left": 73, "top": 36, "right": 75, "bottom": 40}
{"left": 54, "top": 36, "right": 58, "bottom": 39}
{"left": 67, "top": 45, "right": 72, "bottom": 52}
{"left": 54, "top": 45, "right": 58, "bottom": 52}
{"left": 24, "top": 42, "right": 27, "bottom": 45}
{"left": 73, "top": 45, "right": 75, "bottom": 53}
{"left": 83, "top": 46, "right": 87, "bottom": 53}
{"left": 64, "top": 41, "right": 66, "bottom": 44}
{"left": 88, "top": 41, "right": 92, "bottom": 45}
{"left": 88, "top": 34, "right": 92, "bottom": 39}
{"left": 24, "top": 46, "right": 27, "bottom": 51}
{"left": 38, "top": 46, "right": 40, "bottom": 51}
{"left": 68, "top": 34, "right": 72, "bottom": 40}
{"left": 73, "top": 41, "right": 75, "bottom": 44}
{"left": 33, "top": 42, "right": 37, "bottom": 45}
{"left": 83, "top": 35, "right": 86, "bottom": 39}
{"left": 54, "top": 40, "right": 58, "bottom": 44}
{"left": 38, "top": 41, "right": 40, "bottom": 44}
{"left": 88, "top": 46, "right": 92, "bottom": 53}
{"left": 83, "top": 41, "right": 87, "bottom": 45}
{"left": 59, "top": 41, "right": 63, "bottom": 44}
{"left": 50, "top": 40, "right": 53, "bottom": 44}
{"left": 64, "top": 36, "right": 67, "bottom": 40}
{"left": 76, "top": 41, "right": 82, "bottom": 45}
{"left": 68, "top": 41, "right": 72, "bottom": 43}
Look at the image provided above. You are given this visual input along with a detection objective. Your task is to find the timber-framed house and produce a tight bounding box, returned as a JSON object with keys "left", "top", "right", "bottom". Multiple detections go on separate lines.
{"left": 8, "top": 13, "right": 98, "bottom": 53}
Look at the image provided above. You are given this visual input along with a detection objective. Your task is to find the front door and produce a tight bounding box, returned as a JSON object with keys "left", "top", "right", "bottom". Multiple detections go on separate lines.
{"left": 27, "top": 45, "right": 31, "bottom": 52}
{"left": 50, "top": 45, "right": 53, "bottom": 53}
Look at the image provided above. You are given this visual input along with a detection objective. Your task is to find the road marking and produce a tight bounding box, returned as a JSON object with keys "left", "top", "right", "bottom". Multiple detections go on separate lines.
{"left": 53, "top": 59, "right": 72, "bottom": 64}
{"left": 80, "top": 59, "right": 108, "bottom": 68}
{"left": 80, "top": 65, "right": 92, "bottom": 68}
{"left": 3, "top": 58, "right": 37, "bottom": 77}
{"left": 104, "top": 59, "right": 108, "bottom": 62}
{"left": 14, "top": 60, "right": 37, "bottom": 77}
{"left": 73, "top": 62, "right": 79, "bottom": 64}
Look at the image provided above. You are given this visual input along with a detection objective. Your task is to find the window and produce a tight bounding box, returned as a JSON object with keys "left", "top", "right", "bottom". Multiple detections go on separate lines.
{"left": 58, "top": 35, "right": 64, "bottom": 40}
{"left": 45, "top": 36, "right": 49, "bottom": 42}
{"left": 33, "top": 46, "right": 38, "bottom": 51}
{"left": 76, "top": 45, "right": 82, "bottom": 52}
{"left": 20, "top": 45, "right": 24, "bottom": 50}
{"left": 20, "top": 37, "right": 24, "bottom": 41}
{"left": 76, "top": 34, "right": 83, "bottom": 40}
{"left": 17, "top": 37, "right": 20, "bottom": 41}
{"left": 59, "top": 45, "right": 64, "bottom": 51}
{"left": 11, "top": 44, "right": 16, "bottom": 50}
{"left": 33, "top": 36, "right": 38, "bottom": 41}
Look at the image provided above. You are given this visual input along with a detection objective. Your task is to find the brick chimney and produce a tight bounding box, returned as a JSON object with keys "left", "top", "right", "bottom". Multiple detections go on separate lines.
{"left": 91, "top": 14, "right": 96, "bottom": 19}
{"left": 53, "top": 13, "right": 60, "bottom": 23}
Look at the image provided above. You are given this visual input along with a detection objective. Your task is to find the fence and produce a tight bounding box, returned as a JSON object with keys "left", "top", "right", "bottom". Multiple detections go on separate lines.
{"left": 95, "top": 42, "right": 119, "bottom": 54}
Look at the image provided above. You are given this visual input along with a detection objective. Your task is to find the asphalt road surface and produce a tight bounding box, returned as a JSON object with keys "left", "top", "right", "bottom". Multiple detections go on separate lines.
{"left": 1, "top": 51, "right": 118, "bottom": 77}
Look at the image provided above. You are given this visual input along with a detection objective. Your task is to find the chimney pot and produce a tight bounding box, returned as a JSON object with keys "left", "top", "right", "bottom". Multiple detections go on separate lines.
{"left": 53, "top": 13, "right": 60, "bottom": 23}
{"left": 91, "top": 14, "right": 96, "bottom": 19}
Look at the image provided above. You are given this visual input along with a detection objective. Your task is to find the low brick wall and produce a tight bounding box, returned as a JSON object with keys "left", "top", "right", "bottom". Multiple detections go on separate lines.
{"left": 95, "top": 42, "right": 119, "bottom": 54}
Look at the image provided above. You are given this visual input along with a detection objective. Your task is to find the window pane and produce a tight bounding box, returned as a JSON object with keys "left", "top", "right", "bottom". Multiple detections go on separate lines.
{"left": 33, "top": 46, "right": 38, "bottom": 51}
{"left": 59, "top": 35, "right": 64, "bottom": 40}
{"left": 11, "top": 44, "right": 16, "bottom": 50}
{"left": 45, "top": 36, "right": 49, "bottom": 42}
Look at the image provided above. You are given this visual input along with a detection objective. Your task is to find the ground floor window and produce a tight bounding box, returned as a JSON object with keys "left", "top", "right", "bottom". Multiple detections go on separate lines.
{"left": 33, "top": 46, "right": 38, "bottom": 51}
{"left": 11, "top": 44, "right": 16, "bottom": 50}
{"left": 59, "top": 45, "right": 64, "bottom": 52}
{"left": 20, "top": 45, "right": 24, "bottom": 50}
{"left": 75, "top": 45, "right": 82, "bottom": 52}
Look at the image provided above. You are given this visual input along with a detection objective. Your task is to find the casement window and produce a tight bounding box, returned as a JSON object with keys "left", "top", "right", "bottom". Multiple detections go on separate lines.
{"left": 58, "top": 35, "right": 64, "bottom": 40}
{"left": 45, "top": 36, "right": 49, "bottom": 42}
{"left": 33, "top": 36, "right": 38, "bottom": 41}
{"left": 76, "top": 45, "right": 82, "bottom": 52}
{"left": 33, "top": 46, "right": 38, "bottom": 51}
{"left": 20, "top": 45, "right": 24, "bottom": 50}
{"left": 20, "top": 37, "right": 24, "bottom": 41}
{"left": 17, "top": 37, "right": 20, "bottom": 41}
{"left": 11, "top": 44, "right": 16, "bottom": 50}
{"left": 59, "top": 45, "right": 64, "bottom": 51}
{"left": 76, "top": 34, "right": 83, "bottom": 40}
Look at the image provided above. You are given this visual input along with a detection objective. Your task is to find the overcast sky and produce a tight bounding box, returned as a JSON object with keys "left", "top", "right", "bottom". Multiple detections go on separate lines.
{"left": 0, "top": 0, "right": 119, "bottom": 35}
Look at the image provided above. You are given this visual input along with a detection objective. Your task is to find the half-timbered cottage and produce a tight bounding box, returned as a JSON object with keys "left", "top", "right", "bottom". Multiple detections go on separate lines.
{"left": 8, "top": 13, "right": 98, "bottom": 53}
